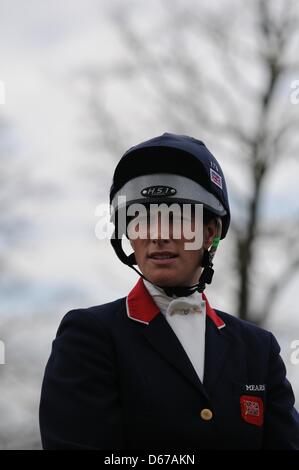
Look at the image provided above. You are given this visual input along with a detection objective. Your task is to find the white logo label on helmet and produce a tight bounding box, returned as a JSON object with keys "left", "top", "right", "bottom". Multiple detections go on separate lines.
{"left": 210, "top": 168, "right": 223, "bottom": 189}
{"left": 141, "top": 186, "right": 177, "bottom": 197}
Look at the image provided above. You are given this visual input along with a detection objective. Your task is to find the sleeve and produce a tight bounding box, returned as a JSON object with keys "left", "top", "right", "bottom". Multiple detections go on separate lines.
{"left": 263, "top": 333, "right": 299, "bottom": 449}
{"left": 39, "top": 309, "right": 124, "bottom": 450}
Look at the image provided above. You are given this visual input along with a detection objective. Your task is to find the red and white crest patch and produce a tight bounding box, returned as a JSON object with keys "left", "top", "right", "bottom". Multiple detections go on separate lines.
{"left": 240, "top": 395, "right": 264, "bottom": 427}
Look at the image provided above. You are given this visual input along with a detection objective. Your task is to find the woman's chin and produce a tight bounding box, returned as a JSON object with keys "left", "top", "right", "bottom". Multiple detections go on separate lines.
{"left": 146, "top": 271, "right": 181, "bottom": 287}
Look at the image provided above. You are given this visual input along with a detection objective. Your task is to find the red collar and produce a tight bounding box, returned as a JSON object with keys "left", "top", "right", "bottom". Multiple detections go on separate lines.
{"left": 126, "top": 278, "right": 226, "bottom": 329}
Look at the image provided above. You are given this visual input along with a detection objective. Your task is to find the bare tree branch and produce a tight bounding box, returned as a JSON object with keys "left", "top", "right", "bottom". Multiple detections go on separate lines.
{"left": 257, "top": 256, "right": 299, "bottom": 325}
{"left": 83, "top": 0, "right": 299, "bottom": 325}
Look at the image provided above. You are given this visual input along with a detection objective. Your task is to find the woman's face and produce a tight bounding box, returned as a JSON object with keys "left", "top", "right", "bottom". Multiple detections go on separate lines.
{"left": 129, "top": 210, "right": 217, "bottom": 287}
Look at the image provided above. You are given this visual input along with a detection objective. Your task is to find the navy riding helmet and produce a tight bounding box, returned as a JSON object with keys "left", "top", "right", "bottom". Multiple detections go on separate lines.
{"left": 109, "top": 132, "right": 230, "bottom": 295}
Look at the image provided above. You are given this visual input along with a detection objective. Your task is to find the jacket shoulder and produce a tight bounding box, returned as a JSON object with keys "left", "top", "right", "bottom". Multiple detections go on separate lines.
{"left": 58, "top": 297, "right": 127, "bottom": 333}
{"left": 215, "top": 309, "right": 273, "bottom": 349}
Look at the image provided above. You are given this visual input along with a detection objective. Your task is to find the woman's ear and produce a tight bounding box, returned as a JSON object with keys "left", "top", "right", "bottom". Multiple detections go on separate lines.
{"left": 203, "top": 219, "right": 217, "bottom": 250}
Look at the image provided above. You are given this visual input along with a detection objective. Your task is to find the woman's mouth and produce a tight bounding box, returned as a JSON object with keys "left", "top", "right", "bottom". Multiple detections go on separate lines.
{"left": 148, "top": 252, "right": 178, "bottom": 264}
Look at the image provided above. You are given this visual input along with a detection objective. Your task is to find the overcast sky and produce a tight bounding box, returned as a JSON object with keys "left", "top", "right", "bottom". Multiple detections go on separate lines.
{"left": 0, "top": 0, "right": 298, "bottom": 447}
{"left": 0, "top": 0, "right": 298, "bottom": 319}
{"left": 0, "top": 0, "right": 298, "bottom": 323}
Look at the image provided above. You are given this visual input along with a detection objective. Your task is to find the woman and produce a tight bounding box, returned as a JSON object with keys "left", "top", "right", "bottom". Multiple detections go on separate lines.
{"left": 39, "top": 133, "right": 299, "bottom": 449}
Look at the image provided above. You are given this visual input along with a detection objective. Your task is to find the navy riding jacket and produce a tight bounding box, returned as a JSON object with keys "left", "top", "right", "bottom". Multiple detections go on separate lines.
{"left": 39, "top": 278, "right": 299, "bottom": 449}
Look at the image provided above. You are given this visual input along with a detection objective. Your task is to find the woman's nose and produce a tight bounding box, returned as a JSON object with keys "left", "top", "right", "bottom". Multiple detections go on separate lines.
{"left": 148, "top": 213, "right": 172, "bottom": 240}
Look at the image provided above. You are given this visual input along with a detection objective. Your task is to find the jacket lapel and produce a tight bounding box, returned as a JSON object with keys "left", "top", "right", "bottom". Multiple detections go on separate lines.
{"left": 142, "top": 313, "right": 209, "bottom": 398}
{"left": 203, "top": 314, "right": 232, "bottom": 393}
{"left": 126, "top": 278, "right": 231, "bottom": 399}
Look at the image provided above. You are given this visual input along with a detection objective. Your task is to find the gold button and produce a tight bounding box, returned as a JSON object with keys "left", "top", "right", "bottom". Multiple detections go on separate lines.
{"left": 200, "top": 408, "right": 213, "bottom": 421}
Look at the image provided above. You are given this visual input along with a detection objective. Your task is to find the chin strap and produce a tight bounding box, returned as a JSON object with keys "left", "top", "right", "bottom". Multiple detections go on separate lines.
{"left": 162, "top": 219, "right": 221, "bottom": 297}
{"left": 110, "top": 219, "right": 222, "bottom": 298}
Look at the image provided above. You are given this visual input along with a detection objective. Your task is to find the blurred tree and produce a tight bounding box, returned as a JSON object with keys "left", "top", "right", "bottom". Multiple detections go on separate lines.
{"left": 80, "top": 0, "right": 299, "bottom": 324}
{"left": 0, "top": 114, "right": 57, "bottom": 294}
